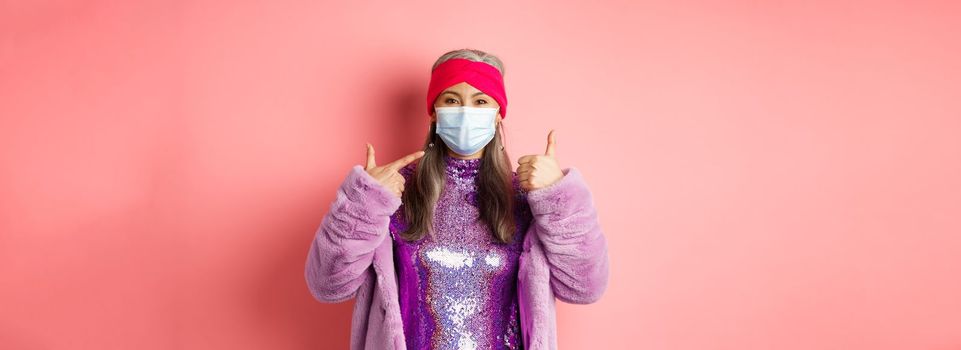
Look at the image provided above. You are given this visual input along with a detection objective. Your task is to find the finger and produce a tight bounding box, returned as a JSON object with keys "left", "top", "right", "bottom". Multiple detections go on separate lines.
{"left": 519, "top": 180, "right": 531, "bottom": 191}
{"left": 387, "top": 150, "right": 426, "bottom": 171}
{"left": 517, "top": 154, "right": 536, "bottom": 164}
{"left": 516, "top": 165, "right": 533, "bottom": 175}
{"left": 518, "top": 157, "right": 540, "bottom": 170}
{"left": 544, "top": 129, "right": 556, "bottom": 157}
{"left": 366, "top": 143, "right": 376, "bottom": 170}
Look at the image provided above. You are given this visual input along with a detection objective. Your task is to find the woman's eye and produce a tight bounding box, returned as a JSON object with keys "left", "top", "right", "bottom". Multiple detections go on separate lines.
{"left": 445, "top": 98, "right": 459, "bottom": 104}
{"left": 476, "top": 99, "right": 487, "bottom": 104}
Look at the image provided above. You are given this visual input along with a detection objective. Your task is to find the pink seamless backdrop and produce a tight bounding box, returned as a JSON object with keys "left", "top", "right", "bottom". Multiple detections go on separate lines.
{"left": 2, "top": 1, "right": 960, "bottom": 349}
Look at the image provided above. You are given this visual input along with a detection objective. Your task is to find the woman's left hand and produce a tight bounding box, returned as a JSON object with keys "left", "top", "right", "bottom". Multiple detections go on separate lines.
{"left": 517, "top": 129, "right": 564, "bottom": 191}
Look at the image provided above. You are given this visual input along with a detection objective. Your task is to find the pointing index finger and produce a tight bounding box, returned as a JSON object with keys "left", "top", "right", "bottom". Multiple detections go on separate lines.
{"left": 387, "top": 150, "right": 426, "bottom": 171}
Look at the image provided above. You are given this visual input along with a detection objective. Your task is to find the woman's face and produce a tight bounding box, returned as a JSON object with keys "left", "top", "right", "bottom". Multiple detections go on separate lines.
{"left": 430, "top": 82, "right": 502, "bottom": 125}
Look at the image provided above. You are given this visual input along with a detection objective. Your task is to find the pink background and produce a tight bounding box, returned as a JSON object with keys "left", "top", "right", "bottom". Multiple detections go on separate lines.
{"left": 2, "top": 0, "right": 960, "bottom": 349}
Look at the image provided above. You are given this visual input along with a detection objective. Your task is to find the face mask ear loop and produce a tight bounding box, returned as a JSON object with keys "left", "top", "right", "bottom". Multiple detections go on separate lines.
{"left": 498, "top": 116, "right": 507, "bottom": 152}
{"left": 427, "top": 120, "right": 436, "bottom": 150}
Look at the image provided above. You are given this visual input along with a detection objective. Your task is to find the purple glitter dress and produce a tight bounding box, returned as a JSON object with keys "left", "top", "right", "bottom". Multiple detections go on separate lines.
{"left": 389, "top": 153, "right": 531, "bottom": 350}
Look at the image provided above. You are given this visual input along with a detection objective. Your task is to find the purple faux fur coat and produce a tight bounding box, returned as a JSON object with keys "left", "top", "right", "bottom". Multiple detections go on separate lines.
{"left": 305, "top": 162, "right": 610, "bottom": 349}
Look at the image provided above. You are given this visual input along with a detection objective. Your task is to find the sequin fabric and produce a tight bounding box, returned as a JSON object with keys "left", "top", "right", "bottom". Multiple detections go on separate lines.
{"left": 389, "top": 153, "right": 532, "bottom": 350}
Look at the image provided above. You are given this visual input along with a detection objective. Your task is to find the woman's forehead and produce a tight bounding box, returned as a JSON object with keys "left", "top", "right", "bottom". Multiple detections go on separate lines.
{"left": 441, "top": 83, "right": 488, "bottom": 96}
{"left": 442, "top": 82, "right": 480, "bottom": 92}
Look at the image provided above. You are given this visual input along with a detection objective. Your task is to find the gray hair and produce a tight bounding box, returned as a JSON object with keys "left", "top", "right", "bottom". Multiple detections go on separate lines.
{"left": 431, "top": 48, "right": 505, "bottom": 76}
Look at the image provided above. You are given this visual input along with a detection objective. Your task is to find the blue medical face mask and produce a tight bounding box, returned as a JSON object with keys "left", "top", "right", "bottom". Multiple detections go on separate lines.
{"left": 435, "top": 106, "right": 499, "bottom": 156}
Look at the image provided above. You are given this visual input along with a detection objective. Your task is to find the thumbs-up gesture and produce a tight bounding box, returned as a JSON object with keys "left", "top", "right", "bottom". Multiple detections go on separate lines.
{"left": 365, "top": 143, "right": 425, "bottom": 198}
{"left": 517, "top": 129, "right": 564, "bottom": 192}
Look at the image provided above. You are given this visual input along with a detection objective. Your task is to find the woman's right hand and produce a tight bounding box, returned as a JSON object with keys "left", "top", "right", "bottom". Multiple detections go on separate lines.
{"left": 365, "top": 143, "right": 425, "bottom": 198}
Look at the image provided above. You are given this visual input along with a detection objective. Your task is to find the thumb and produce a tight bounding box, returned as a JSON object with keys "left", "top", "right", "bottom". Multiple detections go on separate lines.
{"left": 544, "top": 129, "right": 556, "bottom": 157}
{"left": 366, "top": 143, "right": 376, "bottom": 170}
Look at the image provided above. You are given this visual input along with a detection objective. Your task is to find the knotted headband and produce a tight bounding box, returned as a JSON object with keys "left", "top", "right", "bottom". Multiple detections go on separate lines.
{"left": 426, "top": 58, "right": 508, "bottom": 119}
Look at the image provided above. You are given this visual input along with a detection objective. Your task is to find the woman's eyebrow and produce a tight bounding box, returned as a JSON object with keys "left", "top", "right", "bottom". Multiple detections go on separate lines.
{"left": 441, "top": 91, "right": 488, "bottom": 97}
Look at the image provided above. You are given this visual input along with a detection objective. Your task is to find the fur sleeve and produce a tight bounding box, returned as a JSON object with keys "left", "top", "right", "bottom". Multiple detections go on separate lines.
{"left": 305, "top": 164, "right": 402, "bottom": 303}
{"left": 526, "top": 167, "right": 610, "bottom": 304}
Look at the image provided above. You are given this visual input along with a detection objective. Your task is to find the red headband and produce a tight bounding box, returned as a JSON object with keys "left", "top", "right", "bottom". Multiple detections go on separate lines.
{"left": 426, "top": 58, "right": 508, "bottom": 119}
